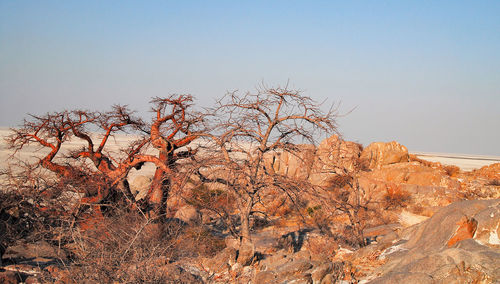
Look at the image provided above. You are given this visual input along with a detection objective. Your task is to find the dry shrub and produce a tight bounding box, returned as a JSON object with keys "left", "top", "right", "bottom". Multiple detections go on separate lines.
{"left": 383, "top": 184, "right": 410, "bottom": 210}
{"left": 444, "top": 165, "right": 460, "bottom": 177}
{"left": 266, "top": 195, "right": 293, "bottom": 217}
{"left": 305, "top": 234, "right": 338, "bottom": 261}
{"left": 322, "top": 174, "right": 373, "bottom": 248}
{"left": 328, "top": 174, "right": 353, "bottom": 189}
{"left": 185, "top": 183, "right": 235, "bottom": 215}
{"left": 337, "top": 224, "right": 366, "bottom": 248}
{"left": 0, "top": 173, "right": 75, "bottom": 249}
{"left": 66, "top": 209, "right": 224, "bottom": 282}
{"left": 179, "top": 226, "right": 226, "bottom": 257}
{"left": 357, "top": 157, "right": 371, "bottom": 172}
{"left": 486, "top": 179, "right": 500, "bottom": 186}
{"left": 332, "top": 261, "right": 357, "bottom": 283}
{"left": 306, "top": 205, "right": 332, "bottom": 235}
{"left": 1, "top": 165, "right": 225, "bottom": 283}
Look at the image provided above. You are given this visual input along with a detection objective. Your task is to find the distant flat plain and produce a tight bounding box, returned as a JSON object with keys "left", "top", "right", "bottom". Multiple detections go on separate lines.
{"left": 1, "top": 128, "right": 498, "bottom": 174}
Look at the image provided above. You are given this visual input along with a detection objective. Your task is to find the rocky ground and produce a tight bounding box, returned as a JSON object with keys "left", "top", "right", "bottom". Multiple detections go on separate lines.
{"left": 1, "top": 134, "right": 499, "bottom": 283}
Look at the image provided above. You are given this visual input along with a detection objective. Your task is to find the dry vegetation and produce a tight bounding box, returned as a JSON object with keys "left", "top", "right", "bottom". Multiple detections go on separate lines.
{"left": 3, "top": 86, "right": 477, "bottom": 283}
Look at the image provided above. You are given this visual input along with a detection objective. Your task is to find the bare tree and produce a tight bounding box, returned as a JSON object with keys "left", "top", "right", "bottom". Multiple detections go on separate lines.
{"left": 7, "top": 111, "right": 97, "bottom": 204}
{"left": 68, "top": 107, "right": 150, "bottom": 206}
{"left": 146, "top": 95, "right": 204, "bottom": 217}
{"left": 195, "top": 86, "right": 338, "bottom": 249}
{"left": 6, "top": 96, "right": 202, "bottom": 219}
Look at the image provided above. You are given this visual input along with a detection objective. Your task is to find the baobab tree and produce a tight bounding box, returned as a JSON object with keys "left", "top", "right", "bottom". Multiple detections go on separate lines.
{"left": 195, "top": 86, "right": 338, "bottom": 261}
{"left": 7, "top": 110, "right": 100, "bottom": 203}
{"left": 6, "top": 95, "right": 203, "bottom": 219}
{"left": 145, "top": 95, "right": 204, "bottom": 217}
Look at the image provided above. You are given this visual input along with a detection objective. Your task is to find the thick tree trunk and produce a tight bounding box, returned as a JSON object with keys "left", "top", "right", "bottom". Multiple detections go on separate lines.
{"left": 148, "top": 150, "right": 172, "bottom": 218}
{"left": 149, "top": 169, "right": 169, "bottom": 215}
{"left": 237, "top": 196, "right": 256, "bottom": 265}
{"left": 240, "top": 195, "right": 254, "bottom": 243}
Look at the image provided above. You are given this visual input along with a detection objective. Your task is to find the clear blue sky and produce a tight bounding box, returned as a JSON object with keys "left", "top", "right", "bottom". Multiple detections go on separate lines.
{"left": 1, "top": 1, "right": 499, "bottom": 155}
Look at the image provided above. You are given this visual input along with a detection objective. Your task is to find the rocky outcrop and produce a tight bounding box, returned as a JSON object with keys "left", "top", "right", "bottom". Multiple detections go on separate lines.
{"left": 264, "top": 135, "right": 363, "bottom": 187}
{"left": 315, "top": 135, "right": 362, "bottom": 172}
{"left": 0, "top": 240, "right": 69, "bottom": 283}
{"left": 360, "top": 141, "right": 409, "bottom": 169}
{"left": 255, "top": 249, "right": 314, "bottom": 283}
{"left": 309, "top": 135, "right": 363, "bottom": 187}
{"left": 471, "top": 163, "right": 500, "bottom": 180}
{"left": 264, "top": 144, "right": 316, "bottom": 180}
{"left": 357, "top": 161, "right": 462, "bottom": 216}
{"left": 368, "top": 199, "right": 500, "bottom": 283}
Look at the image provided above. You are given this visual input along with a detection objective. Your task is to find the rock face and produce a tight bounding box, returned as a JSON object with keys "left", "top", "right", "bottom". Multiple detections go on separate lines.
{"left": 263, "top": 135, "right": 363, "bottom": 188}
{"left": 264, "top": 144, "right": 316, "bottom": 180}
{"left": 357, "top": 161, "right": 462, "bottom": 216}
{"left": 369, "top": 199, "right": 500, "bottom": 283}
{"left": 446, "top": 216, "right": 478, "bottom": 247}
{"left": 360, "top": 141, "right": 409, "bottom": 169}
{"left": 315, "top": 135, "right": 362, "bottom": 173}
{"left": 129, "top": 175, "right": 152, "bottom": 200}
{"left": 309, "top": 135, "right": 363, "bottom": 186}
{"left": 254, "top": 249, "right": 315, "bottom": 283}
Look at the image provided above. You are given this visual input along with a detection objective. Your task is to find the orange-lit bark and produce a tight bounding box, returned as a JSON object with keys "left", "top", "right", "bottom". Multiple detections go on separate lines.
{"left": 8, "top": 97, "right": 204, "bottom": 221}
{"left": 146, "top": 95, "right": 201, "bottom": 218}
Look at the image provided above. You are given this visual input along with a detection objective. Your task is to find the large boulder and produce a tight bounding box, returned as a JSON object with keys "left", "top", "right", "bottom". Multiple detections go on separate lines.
{"left": 263, "top": 135, "right": 362, "bottom": 187}
{"left": 129, "top": 175, "right": 152, "bottom": 200}
{"left": 315, "top": 135, "right": 362, "bottom": 173}
{"left": 254, "top": 249, "right": 316, "bottom": 283}
{"left": 360, "top": 141, "right": 409, "bottom": 169}
{"left": 368, "top": 199, "right": 500, "bottom": 283}
{"left": 357, "top": 162, "right": 462, "bottom": 215}
{"left": 309, "top": 135, "right": 363, "bottom": 187}
{"left": 264, "top": 145, "right": 316, "bottom": 180}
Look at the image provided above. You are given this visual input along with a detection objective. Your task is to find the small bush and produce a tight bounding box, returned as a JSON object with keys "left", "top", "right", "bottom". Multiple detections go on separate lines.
{"left": 65, "top": 209, "right": 224, "bottom": 282}
{"left": 486, "top": 179, "right": 500, "bottom": 186}
{"left": 185, "top": 183, "right": 236, "bottom": 215}
{"left": 383, "top": 184, "right": 410, "bottom": 209}
{"left": 444, "top": 165, "right": 460, "bottom": 177}
{"left": 328, "top": 174, "right": 353, "bottom": 189}
{"left": 306, "top": 234, "right": 338, "bottom": 260}
{"left": 306, "top": 205, "right": 322, "bottom": 216}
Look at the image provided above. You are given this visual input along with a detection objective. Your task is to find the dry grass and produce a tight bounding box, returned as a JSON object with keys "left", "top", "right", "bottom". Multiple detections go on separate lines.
{"left": 0, "top": 170, "right": 225, "bottom": 283}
